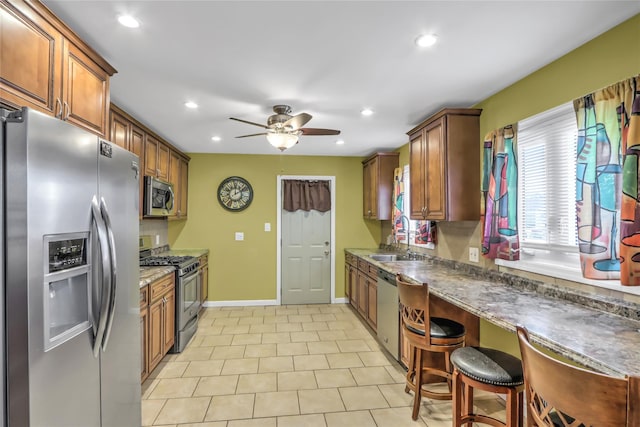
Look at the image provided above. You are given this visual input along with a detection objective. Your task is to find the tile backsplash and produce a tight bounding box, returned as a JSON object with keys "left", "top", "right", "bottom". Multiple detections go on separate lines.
{"left": 139, "top": 219, "right": 169, "bottom": 248}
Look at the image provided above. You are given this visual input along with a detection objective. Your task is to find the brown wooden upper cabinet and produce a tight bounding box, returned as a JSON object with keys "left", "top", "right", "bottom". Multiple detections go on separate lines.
{"left": 168, "top": 150, "right": 189, "bottom": 220}
{"left": 144, "top": 135, "right": 170, "bottom": 181}
{"left": 0, "top": 0, "right": 115, "bottom": 136}
{"left": 408, "top": 108, "right": 481, "bottom": 221}
{"left": 109, "top": 106, "right": 145, "bottom": 218}
{"left": 362, "top": 152, "right": 399, "bottom": 220}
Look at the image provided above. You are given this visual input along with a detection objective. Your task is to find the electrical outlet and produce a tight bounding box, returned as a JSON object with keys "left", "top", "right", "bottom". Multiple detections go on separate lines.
{"left": 469, "top": 247, "right": 479, "bottom": 263}
{"left": 155, "top": 235, "right": 160, "bottom": 245}
{"left": 235, "top": 232, "right": 244, "bottom": 241}
{"left": 264, "top": 223, "right": 271, "bottom": 232}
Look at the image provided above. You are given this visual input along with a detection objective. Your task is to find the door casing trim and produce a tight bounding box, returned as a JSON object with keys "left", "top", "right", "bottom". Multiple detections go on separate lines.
{"left": 276, "top": 175, "right": 336, "bottom": 305}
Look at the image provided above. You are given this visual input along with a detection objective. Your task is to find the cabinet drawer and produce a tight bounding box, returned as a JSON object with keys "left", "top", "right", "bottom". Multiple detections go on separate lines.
{"left": 140, "top": 285, "right": 149, "bottom": 308}
{"left": 150, "top": 273, "right": 175, "bottom": 301}
{"left": 357, "top": 258, "right": 369, "bottom": 271}
{"left": 367, "top": 263, "right": 378, "bottom": 278}
{"left": 345, "top": 253, "right": 357, "bottom": 267}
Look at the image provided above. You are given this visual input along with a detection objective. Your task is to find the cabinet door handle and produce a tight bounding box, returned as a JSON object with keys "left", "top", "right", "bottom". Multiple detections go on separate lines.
{"left": 63, "top": 101, "right": 70, "bottom": 120}
{"left": 55, "top": 98, "right": 62, "bottom": 118}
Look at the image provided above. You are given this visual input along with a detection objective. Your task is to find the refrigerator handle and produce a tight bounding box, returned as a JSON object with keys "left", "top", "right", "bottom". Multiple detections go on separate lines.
{"left": 100, "top": 197, "right": 118, "bottom": 351}
{"left": 91, "top": 196, "right": 112, "bottom": 358}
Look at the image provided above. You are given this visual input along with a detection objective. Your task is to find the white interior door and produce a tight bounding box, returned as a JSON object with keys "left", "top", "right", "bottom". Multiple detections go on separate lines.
{"left": 281, "top": 187, "right": 332, "bottom": 305}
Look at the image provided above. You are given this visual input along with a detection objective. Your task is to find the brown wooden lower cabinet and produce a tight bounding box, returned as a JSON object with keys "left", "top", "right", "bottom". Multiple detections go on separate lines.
{"left": 399, "top": 294, "right": 480, "bottom": 382}
{"left": 143, "top": 272, "right": 176, "bottom": 381}
{"left": 345, "top": 254, "right": 377, "bottom": 333}
{"left": 198, "top": 254, "right": 209, "bottom": 313}
{"left": 139, "top": 285, "right": 150, "bottom": 382}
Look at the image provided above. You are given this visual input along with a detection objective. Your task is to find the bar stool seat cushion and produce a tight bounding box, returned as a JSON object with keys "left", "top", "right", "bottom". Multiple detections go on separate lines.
{"left": 406, "top": 317, "right": 466, "bottom": 339}
{"left": 451, "top": 347, "right": 524, "bottom": 387}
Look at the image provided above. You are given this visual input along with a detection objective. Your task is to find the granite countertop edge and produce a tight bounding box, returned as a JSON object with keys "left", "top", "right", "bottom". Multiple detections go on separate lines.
{"left": 346, "top": 248, "right": 640, "bottom": 377}
{"left": 139, "top": 266, "right": 175, "bottom": 288}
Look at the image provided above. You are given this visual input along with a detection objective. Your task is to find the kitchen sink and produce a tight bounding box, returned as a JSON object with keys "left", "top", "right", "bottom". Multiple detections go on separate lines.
{"left": 369, "top": 253, "right": 415, "bottom": 262}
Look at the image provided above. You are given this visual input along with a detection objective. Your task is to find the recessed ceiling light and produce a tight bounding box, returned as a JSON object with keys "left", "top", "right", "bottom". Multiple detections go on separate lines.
{"left": 336, "top": 139, "right": 345, "bottom": 145}
{"left": 117, "top": 15, "right": 140, "bottom": 28}
{"left": 211, "top": 136, "right": 221, "bottom": 142}
{"left": 361, "top": 108, "right": 374, "bottom": 116}
{"left": 415, "top": 34, "right": 438, "bottom": 47}
{"left": 184, "top": 101, "right": 198, "bottom": 109}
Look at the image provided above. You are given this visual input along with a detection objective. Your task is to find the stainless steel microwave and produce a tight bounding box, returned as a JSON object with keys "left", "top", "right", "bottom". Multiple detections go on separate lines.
{"left": 143, "top": 176, "right": 174, "bottom": 217}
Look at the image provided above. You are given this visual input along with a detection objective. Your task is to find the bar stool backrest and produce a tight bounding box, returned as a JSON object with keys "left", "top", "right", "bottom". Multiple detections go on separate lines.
{"left": 396, "top": 274, "right": 430, "bottom": 346}
{"left": 516, "top": 326, "right": 640, "bottom": 427}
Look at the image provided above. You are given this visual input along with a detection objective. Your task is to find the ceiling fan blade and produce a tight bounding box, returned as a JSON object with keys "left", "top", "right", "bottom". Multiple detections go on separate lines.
{"left": 300, "top": 128, "right": 341, "bottom": 136}
{"left": 235, "top": 132, "right": 268, "bottom": 138}
{"left": 284, "top": 113, "right": 312, "bottom": 130}
{"left": 229, "top": 117, "right": 269, "bottom": 129}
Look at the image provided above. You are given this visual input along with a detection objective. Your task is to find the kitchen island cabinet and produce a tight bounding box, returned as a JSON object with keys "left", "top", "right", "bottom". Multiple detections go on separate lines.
{"left": 408, "top": 108, "right": 481, "bottom": 221}
{"left": 362, "top": 152, "right": 399, "bottom": 220}
{"left": 1, "top": 0, "right": 115, "bottom": 136}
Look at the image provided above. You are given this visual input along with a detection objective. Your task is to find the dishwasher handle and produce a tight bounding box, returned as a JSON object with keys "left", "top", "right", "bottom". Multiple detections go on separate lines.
{"left": 377, "top": 269, "right": 397, "bottom": 286}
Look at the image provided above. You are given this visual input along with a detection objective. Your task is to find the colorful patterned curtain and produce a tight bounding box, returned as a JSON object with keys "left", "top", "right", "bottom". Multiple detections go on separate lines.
{"left": 415, "top": 220, "right": 436, "bottom": 245}
{"left": 481, "top": 125, "right": 519, "bottom": 260}
{"left": 575, "top": 76, "right": 639, "bottom": 285}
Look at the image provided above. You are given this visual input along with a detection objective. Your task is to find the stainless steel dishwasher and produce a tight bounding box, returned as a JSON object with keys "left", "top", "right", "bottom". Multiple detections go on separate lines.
{"left": 377, "top": 269, "right": 399, "bottom": 361}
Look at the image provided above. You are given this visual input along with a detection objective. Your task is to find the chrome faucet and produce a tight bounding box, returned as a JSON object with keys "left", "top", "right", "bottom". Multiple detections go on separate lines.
{"left": 396, "top": 215, "right": 411, "bottom": 254}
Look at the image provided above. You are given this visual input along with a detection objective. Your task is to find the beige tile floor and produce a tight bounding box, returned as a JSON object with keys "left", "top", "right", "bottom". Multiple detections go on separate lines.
{"left": 142, "top": 304, "right": 508, "bottom": 426}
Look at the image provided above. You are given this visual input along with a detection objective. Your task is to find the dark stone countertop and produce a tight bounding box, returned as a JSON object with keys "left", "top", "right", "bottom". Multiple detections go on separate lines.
{"left": 346, "top": 248, "right": 640, "bottom": 378}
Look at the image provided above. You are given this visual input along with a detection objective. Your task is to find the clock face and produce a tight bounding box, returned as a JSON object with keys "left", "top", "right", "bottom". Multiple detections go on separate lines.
{"left": 217, "top": 176, "right": 253, "bottom": 211}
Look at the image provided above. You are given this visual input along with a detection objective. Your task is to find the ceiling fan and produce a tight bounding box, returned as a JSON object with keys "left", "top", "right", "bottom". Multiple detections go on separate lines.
{"left": 230, "top": 105, "right": 341, "bottom": 151}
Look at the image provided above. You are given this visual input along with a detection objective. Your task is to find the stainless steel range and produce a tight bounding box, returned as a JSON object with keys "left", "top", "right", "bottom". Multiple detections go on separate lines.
{"left": 140, "top": 253, "right": 200, "bottom": 352}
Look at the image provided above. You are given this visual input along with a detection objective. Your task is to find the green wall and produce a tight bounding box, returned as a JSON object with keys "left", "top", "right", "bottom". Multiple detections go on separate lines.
{"left": 168, "top": 154, "right": 381, "bottom": 302}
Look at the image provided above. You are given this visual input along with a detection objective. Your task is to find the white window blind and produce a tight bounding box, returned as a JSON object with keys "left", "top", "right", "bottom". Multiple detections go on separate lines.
{"left": 517, "top": 102, "right": 578, "bottom": 252}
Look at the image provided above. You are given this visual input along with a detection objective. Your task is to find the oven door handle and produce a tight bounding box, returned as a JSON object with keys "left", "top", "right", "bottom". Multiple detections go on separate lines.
{"left": 91, "top": 196, "right": 112, "bottom": 358}
{"left": 100, "top": 197, "right": 117, "bottom": 351}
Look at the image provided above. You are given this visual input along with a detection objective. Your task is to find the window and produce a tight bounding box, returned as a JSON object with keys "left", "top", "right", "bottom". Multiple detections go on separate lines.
{"left": 397, "top": 165, "right": 434, "bottom": 249}
{"left": 518, "top": 102, "right": 578, "bottom": 252}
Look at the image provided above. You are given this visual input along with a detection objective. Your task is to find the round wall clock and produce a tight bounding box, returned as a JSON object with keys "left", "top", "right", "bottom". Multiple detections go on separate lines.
{"left": 217, "top": 176, "right": 253, "bottom": 211}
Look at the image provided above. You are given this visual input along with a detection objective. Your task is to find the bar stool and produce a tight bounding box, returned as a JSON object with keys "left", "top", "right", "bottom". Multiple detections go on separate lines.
{"left": 450, "top": 346, "right": 524, "bottom": 427}
{"left": 517, "top": 325, "right": 640, "bottom": 427}
{"left": 396, "top": 274, "right": 466, "bottom": 420}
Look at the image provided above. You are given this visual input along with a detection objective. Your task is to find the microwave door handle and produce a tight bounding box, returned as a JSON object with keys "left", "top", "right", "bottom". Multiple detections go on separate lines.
{"left": 91, "top": 196, "right": 112, "bottom": 358}
{"left": 166, "top": 185, "right": 175, "bottom": 212}
{"left": 100, "top": 197, "right": 117, "bottom": 351}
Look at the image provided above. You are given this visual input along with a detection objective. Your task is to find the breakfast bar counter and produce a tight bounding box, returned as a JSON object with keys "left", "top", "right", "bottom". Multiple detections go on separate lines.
{"left": 346, "top": 249, "right": 640, "bottom": 378}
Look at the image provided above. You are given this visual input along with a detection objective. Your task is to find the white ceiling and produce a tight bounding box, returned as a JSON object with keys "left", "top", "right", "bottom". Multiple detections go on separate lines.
{"left": 44, "top": 1, "right": 640, "bottom": 157}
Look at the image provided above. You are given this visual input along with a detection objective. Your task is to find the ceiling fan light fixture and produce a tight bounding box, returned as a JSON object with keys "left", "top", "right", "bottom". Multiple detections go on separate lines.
{"left": 211, "top": 136, "right": 221, "bottom": 142}
{"left": 266, "top": 132, "right": 298, "bottom": 151}
{"left": 361, "top": 108, "right": 374, "bottom": 116}
{"left": 336, "top": 139, "right": 345, "bottom": 145}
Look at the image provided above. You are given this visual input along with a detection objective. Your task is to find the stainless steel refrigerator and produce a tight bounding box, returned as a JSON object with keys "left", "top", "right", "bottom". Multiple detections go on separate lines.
{"left": 1, "top": 107, "right": 142, "bottom": 426}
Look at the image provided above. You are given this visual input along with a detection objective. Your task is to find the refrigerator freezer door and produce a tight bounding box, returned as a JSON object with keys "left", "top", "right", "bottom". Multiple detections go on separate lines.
{"left": 98, "top": 140, "right": 142, "bottom": 427}
{"left": 5, "top": 109, "right": 101, "bottom": 426}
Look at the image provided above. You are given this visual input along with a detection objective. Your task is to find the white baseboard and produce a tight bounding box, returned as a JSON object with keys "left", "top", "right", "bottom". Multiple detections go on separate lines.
{"left": 203, "top": 298, "right": 347, "bottom": 307}
{"left": 203, "top": 299, "right": 278, "bottom": 307}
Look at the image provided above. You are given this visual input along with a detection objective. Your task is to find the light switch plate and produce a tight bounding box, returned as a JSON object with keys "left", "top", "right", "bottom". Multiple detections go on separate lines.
{"left": 264, "top": 223, "right": 271, "bottom": 232}
{"left": 469, "top": 247, "right": 479, "bottom": 263}
{"left": 235, "top": 232, "right": 244, "bottom": 241}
